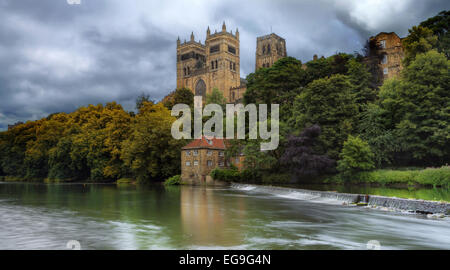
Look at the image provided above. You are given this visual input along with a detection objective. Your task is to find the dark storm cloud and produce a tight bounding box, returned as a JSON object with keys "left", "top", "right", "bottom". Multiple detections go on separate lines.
{"left": 0, "top": 0, "right": 448, "bottom": 129}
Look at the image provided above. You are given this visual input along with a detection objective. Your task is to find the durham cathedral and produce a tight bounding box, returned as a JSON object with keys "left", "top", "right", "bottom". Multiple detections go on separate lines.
{"left": 176, "top": 22, "right": 287, "bottom": 104}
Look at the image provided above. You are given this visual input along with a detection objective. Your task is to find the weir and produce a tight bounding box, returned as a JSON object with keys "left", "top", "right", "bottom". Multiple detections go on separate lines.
{"left": 231, "top": 184, "right": 450, "bottom": 215}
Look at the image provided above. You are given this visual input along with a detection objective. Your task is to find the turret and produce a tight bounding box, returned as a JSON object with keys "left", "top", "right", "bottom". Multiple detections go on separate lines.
{"left": 222, "top": 21, "right": 226, "bottom": 32}
{"left": 177, "top": 36, "right": 180, "bottom": 47}
{"left": 190, "top": 32, "right": 195, "bottom": 42}
{"left": 207, "top": 26, "right": 211, "bottom": 38}
{"left": 236, "top": 28, "right": 239, "bottom": 40}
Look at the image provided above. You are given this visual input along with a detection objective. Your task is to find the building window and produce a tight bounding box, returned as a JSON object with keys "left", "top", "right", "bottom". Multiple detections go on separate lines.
{"left": 233, "top": 63, "right": 236, "bottom": 70}
{"left": 210, "top": 45, "right": 220, "bottom": 54}
{"left": 381, "top": 54, "right": 388, "bottom": 64}
{"left": 207, "top": 150, "right": 212, "bottom": 156}
{"left": 383, "top": 67, "right": 389, "bottom": 75}
{"left": 219, "top": 151, "right": 224, "bottom": 157}
{"left": 228, "top": 45, "right": 236, "bottom": 54}
{"left": 185, "top": 161, "right": 191, "bottom": 166}
{"left": 186, "top": 150, "right": 191, "bottom": 156}
{"left": 207, "top": 160, "right": 213, "bottom": 167}
{"left": 194, "top": 160, "right": 199, "bottom": 166}
{"left": 380, "top": 40, "right": 386, "bottom": 49}
{"left": 193, "top": 150, "right": 198, "bottom": 156}
{"left": 219, "top": 162, "right": 224, "bottom": 167}
{"left": 235, "top": 157, "right": 239, "bottom": 164}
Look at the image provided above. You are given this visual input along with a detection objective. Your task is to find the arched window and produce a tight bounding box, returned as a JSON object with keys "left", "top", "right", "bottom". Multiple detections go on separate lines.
{"left": 267, "top": 44, "right": 271, "bottom": 53}
{"left": 195, "top": 79, "right": 206, "bottom": 98}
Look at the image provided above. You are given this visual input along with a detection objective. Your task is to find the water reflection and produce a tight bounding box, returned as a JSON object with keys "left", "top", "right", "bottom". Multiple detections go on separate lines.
{"left": 180, "top": 186, "right": 247, "bottom": 248}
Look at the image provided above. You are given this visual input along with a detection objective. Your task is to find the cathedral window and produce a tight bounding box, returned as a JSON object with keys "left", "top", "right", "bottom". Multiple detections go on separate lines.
{"left": 228, "top": 45, "right": 236, "bottom": 54}
{"left": 207, "top": 160, "right": 213, "bottom": 167}
{"left": 383, "top": 67, "right": 389, "bottom": 75}
{"left": 233, "top": 63, "right": 236, "bottom": 70}
{"left": 194, "top": 160, "right": 199, "bottom": 166}
{"left": 186, "top": 161, "right": 191, "bottom": 167}
{"left": 380, "top": 40, "right": 386, "bottom": 49}
{"left": 210, "top": 45, "right": 220, "bottom": 53}
{"left": 215, "top": 60, "right": 218, "bottom": 69}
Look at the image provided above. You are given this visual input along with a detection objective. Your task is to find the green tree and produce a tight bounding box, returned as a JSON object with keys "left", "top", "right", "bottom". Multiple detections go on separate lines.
{"left": 162, "top": 87, "right": 194, "bottom": 109}
{"left": 402, "top": 26, "right": 438, "bottom": 66}
{"left": 206, "top": 87, "right": 227, "bottom": 106}
{"left": 419, "top": 10, "right": 449, "bottom": 58}
{"left": 121, "top": 102, "right": 184, "bottom": 182}
{"left": 393, "top": 50, "right": 450, "bottom": 164}
{"left": 337, "top": 135, "right": 375, "bottom": 175}
{"left": 293, "top": 74, "right": 359, "bottom": 159}
{"left": 346, "top": 58, "right": 377, "bottom": 106}
{"left": 244, "top": 57, "right": 306, "bottom": 122}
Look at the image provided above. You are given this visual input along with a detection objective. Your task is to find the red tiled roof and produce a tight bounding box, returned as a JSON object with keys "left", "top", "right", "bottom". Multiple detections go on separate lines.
{"left": 182, "top": 136, "right": 226, "bottom": 150}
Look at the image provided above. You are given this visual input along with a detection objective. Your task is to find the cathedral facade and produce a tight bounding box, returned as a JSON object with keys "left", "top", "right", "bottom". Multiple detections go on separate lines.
{"left": 176, "top": 23, "right": 286, "bottom": 103}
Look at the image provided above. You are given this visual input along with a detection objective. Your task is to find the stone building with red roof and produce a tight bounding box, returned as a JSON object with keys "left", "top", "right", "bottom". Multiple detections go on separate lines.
{"left": 181, "top": 136, "right": 243, "bottom": 185}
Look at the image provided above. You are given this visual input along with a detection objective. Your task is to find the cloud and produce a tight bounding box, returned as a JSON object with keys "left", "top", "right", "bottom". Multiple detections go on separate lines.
{"left": 0, "top": 0, "right": 448, "bottom": 130}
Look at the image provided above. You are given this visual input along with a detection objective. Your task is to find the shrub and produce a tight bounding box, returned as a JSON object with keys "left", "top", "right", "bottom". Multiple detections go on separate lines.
{"left": 337, "top": 135, "right": 375, "bottom": 175}
{"left": 262, "top": 173, "right": 292, "bottom": 184}
{"left": 116, "top": 178, "right": 135, "bottom": 185}
{"left": 164, "top": 175, "right": 181, "bottom": 186}
{"left": 210, "top": 168, "right": 240, "bottom": 182}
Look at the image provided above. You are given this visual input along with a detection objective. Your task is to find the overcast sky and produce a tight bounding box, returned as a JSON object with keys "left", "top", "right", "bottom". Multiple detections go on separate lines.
{"left": 0, "top": 0, "right": 448, "bottom": 130}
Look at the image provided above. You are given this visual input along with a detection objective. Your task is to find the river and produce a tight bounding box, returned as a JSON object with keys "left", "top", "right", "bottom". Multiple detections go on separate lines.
{"left": 0, "top": 182, "right": 449, "bottom": 250}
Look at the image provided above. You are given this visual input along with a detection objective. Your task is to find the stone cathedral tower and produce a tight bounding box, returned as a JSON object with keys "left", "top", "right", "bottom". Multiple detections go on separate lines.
{"left": 255, "top": 33, "right": 287, "bottom": 70}
{"left": 176, "top": 22, "right": 242, "bottom": 102}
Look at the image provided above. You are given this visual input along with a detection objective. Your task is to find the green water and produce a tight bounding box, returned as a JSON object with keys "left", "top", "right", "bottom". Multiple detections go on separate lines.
{"left": 0, "top": 182, "right": 449, "bottom": 250}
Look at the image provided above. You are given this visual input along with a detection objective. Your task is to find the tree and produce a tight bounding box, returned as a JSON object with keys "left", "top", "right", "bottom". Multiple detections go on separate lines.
{"left": 121, "top": 102, "right": 184, "bottom": 182}
{"left": 402, "top": 26, "right": 438, "bottom": 66}
{"left": 242, "top": 140, "right": 277, "bottom": 179}
{"left": 162, "top": 87, "right": 194, "bottom": 109}
{"left": 346, "top": 58, "right": 377, "bottom": 106}
{"left": 206, "top": 87, "right": 227, "bottom": 106}
{"left": 136, "top": 93, "right": 155, "bottom": 112}
{"left": 358, "top": 103, "right": 402, "bottom": 167}
{"left": 292, "top": 74, "right": 359, "bottom": 159}
{"left": 337, "top": 135, "right": 375, "bottom": 175}
{"left": 281, "top": 125, "right": 335, "bottom": 180}
{"left": 244, "top": 57, "right": 306, "bottom": 122}
{"left": 393, "top": 50, "right": 450, "bottom": 165}
{"left": 419, "top": 10, "right": 449, "bottom": 58}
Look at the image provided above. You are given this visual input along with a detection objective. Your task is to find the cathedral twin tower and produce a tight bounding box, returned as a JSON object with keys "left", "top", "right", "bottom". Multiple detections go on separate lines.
{"left": 176, "top": 22, "right": 287, "bottom": 103}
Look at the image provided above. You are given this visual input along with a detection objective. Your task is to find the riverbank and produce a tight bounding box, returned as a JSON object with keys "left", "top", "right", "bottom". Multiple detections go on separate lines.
{"left": 231, "top": 183, "right": 450, "bottom": 216}
{"left": 322, "top": 166, "right": 450, "bottom": 188}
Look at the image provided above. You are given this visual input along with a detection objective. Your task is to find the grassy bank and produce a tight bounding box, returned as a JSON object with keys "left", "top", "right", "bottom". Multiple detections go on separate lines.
{"left": 210, "top": 166, "right": 450, "bottom": 188}
{"left": 324, "top": 166, "right": 450, "bottom": 188}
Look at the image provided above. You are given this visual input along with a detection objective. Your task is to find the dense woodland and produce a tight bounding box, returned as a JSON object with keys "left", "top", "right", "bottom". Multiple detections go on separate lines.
{"left": 0, "top": 11, "right": 449, "bottom": 184}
